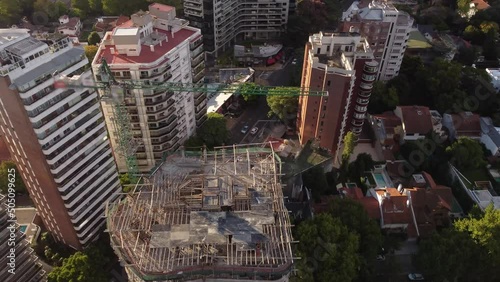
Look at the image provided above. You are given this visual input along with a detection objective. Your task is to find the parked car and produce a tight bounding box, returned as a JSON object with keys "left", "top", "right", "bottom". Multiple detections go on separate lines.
{"left": 241, "top": 125, "right": 249, "bottom": 134}
{"left": 408, "top": 273, "right": 424, "bottom": 281}
{"left": 250, "top": 127, "right": 259, "bottom": 135}
{"left": 376, "top": 255, "right": 385, "bottom": 261}
{"left": 292, "top": 59, "right": 297, "bottom": 65}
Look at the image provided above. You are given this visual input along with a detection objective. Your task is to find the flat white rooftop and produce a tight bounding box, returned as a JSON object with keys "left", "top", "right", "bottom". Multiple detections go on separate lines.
{"left": 113, "top": 27, "right": 139, "bottom": 36}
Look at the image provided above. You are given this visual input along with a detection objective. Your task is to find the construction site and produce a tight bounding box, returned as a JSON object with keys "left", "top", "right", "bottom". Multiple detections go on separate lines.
{"left": 105, "top": 143, "right": 295, "bottom": 282}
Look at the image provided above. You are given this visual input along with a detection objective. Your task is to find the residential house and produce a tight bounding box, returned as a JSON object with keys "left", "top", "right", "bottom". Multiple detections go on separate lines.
{"left": 338, "top": 185, "right": 381, "bottom": 220}
{"left": 480, "top": 117, "right": 500, "bottom": 156}
{"left": 442, "top": 112, "right": 481, "bottom": 141}
{"left": 394, "top": 106, "right": 434, "bottom": 141}
{"left": 94, "top": 16, "right": 130, "bottom": 38}
{"left": 57, "top": 15, "right": 82, "bottom": 43}
{"left": 369, "top": 111, "right": 402, "bottom": 161}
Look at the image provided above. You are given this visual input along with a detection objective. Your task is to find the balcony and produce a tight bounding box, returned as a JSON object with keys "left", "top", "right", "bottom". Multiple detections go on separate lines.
{"left": 195, "top": 93, "right": 206, "bottom": 107}
{"left": 148, "top": 105, "right": 175, "bottom": 121}
{"left": 193, "top": 72, "right": 204, "bottom": 83}
{"left": 196, "top": 106, "right": 206, "bottom": 120}
{"left": 196, "top": 114, "right": 207, "bottom": 126}
{"left": 146, "top": 98, "right": 175, "bottom": 114}
{"left": 190, "top": 44, "right": 204, "bottom": 59}
{"left": 362, "top": 73, "right": 376, "bottom": 82}
{"left": 32, "top": 91, "right": 93, "bottom": 129}
{"left": 149, "top": 120, "right": 177, "bottom": 137}
{"left": 150, "top": 115, "right": 177, "bottom": 130}
{"left": 360, "top": 82, "right": 373, "bottom": 91}
{"left": 358, "top": 90, "right": 372, "bottom": 98}
{"left": 356, "top": 98, "right": 369, "bottom": 105}
{"left": 192, "top": 63, "right": 205, "bottom": 77}
{"left": 352, "top": 120, "right": 364, "bottom": 127}
{"left": 190, "top": 37, "right": 203, "bottom": 51}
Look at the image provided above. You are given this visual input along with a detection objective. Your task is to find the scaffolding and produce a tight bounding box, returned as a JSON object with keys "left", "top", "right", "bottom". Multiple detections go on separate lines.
{"left": 105, "top": 143, "right": 294, "bottom": 281}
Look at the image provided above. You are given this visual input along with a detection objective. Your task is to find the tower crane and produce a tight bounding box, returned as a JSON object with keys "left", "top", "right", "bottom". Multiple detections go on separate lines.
{"left": 54, "top": 59, "right": 328, "bottom": 184}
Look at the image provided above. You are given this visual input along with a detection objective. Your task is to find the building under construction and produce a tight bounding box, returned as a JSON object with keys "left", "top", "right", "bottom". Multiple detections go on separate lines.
{"left": 106, "top": 144, "right": 295, "bottom": 281}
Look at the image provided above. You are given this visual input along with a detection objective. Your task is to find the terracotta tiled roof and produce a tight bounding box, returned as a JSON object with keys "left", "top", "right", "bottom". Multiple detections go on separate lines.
{"left": 452, "top": 112, "right": 481, "bottom": 138}
{"left": 149, "top": 3, "right": 175, "bottom": 12}
{"left": 472, "top": 0, "right": 490, "bottom": 10}
{"left": 377, "top": 188, "right": 412, "bottom": 225}
{"left": 398, "top": 106, "right": 433, "bottom": 135}
{"left": 359, "top": 197, "right": 381, "bottom": 219}
{"left": 339, "top": 186, "right": 364, "bottom": 200}
{"left": 373, "top": 111, "right": 402, "bottom": 135}
{"left": 58, "top": 17, "right": 80, "bottom": 30}
{"left": 382, "top": 149, "right": 395, "bottom": 161}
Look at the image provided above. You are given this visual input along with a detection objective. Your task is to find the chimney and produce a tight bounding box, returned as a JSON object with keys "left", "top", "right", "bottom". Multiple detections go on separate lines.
{"left": 159, "top": 40, "right": 162, "bottom": 47}
{"left": 110, "top": 47, "right": 115, "bottom": 54}
{"left": 150, "top": 45, "right": 154, "bottom": 52}
{"left": 171, "top": 30, "right": 174, "bottom": 38}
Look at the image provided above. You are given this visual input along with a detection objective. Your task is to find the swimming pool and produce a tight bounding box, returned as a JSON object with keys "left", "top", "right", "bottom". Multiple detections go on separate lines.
{"left": 19, "top": 225, "right": 27, "bottom": 234}
{"left": 372, "top": 172, "right": 388, "bottom": 188}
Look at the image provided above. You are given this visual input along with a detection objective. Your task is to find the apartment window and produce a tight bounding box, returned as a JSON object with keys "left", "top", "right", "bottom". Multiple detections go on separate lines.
{"left": 323, "top": 105, "right": 326, "bottom": 111}
{"left": 391, "top": 56, "right": 399, "bottom": 59}
{"left": 327, "top": 80, "right": 331, "bottom": 86}
{"left": 320, "top": 121, "right": 324, "bottom": 126}
{"left": 327, "top": 45, "right": 330, "bottom": 52}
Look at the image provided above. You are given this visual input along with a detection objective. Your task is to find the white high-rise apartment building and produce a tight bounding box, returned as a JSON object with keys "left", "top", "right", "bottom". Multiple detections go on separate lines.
{"left": 0, "top": 29, "right": 121, "bottom": 249}
{"left": 92, "top": 3, "right": 206, "bottom": 173}
{"left": 184, "top": 0, "right": 290, "bottom": 57}
{"left": 341, "top": 0, "right": 414, "bottom": 81}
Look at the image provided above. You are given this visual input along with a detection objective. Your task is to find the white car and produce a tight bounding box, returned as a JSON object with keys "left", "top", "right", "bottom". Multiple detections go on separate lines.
{"left": 250, "top": 127, "right": 259, "bottom": 135}
{"left": 292, "top": 59, "right": 297, "bottom": 65}
{"left": 408, "top": 273, "right": 424, "bottom": 281}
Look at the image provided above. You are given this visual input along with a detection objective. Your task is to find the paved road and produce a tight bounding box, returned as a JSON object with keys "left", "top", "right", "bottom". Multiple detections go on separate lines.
{"left": 227, "top": 96, "right": 270, "bottom": 144}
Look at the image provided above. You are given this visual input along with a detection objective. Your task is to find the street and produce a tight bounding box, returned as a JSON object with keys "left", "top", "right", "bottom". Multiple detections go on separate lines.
{"left": 226, "top": 60, "right": 296, "bottom": 144}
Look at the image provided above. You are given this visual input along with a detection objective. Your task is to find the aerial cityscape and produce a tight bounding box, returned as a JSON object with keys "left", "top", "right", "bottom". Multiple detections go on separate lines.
{"left": 0, "top": 0, "right": 500, "bottom": 281}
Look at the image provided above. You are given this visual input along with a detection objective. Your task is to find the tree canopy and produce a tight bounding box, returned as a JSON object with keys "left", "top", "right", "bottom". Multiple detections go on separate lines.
{"left": 416, "top": 206, "right": 500, "bottom": 281}
{"left": 341, "top": 131, "right": 355, "bottom": 163}
{"left": 84, "top": 45, "right": 99, "bottom": 64}
{"left": 184, "top": 113, "right": 229, "bottom": 148}
{"left": 302, "top": 166, "right": 330, "bottom": 202}
{"left": 294, "top": 213, "right": 360, "bottom": 282}
{"left": 446, "top": 137, "right": 487, "bottom": 170}
{"left": 293, "top": 199, "right": 382, "bottom": 281}
{"left": 0, "top": 0, "right": 22, "bottom": 27}
{"left": 266, "top": 88, "right": 298, "bottom": 120}
{"left": 87, "top": 31, "right": 101, "bottom": 45}
{"left": 0, "top": 161, "right": 27, "bottom": 195}
{"left": 238, "top": 82, "right": 260, "bottom": 103}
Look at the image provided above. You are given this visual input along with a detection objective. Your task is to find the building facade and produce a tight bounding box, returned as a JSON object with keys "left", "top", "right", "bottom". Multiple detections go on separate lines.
{"left": 92, "top": 3, "right": 206, "bottom": 173}
{"left": 0, "top": 29, "right": 121, "bottom": 249}
{"left": 183, "top": 0, "right": 289, "bottom": 58}
{"left": 340, "top": 0, "right": 413, "bottom": 81}
{"left": 297, "top": 32, "right": 378, "bottom": 158}
{"left": 0, "top": 194, "right": 46, "bottom": 281}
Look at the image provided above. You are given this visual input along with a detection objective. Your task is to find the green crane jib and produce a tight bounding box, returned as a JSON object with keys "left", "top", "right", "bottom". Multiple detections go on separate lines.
{"left": 53, "top": 59, "right": 328, "bottom": 183}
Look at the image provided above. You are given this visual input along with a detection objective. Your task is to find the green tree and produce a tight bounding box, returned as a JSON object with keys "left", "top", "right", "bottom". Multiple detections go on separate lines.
{"left": 48, "top": 251, "right": 108, "bottom": 282}
{"left": 71, "top": 0, "right": 90, "bottom": 18}
{"left": 196, "top": 112, "right": 230, "bottom": 148}
{"left": 294, "top": 214, "right": 360, "bottom": 282}
{"left": 446, "top": 137, "right": 487, "bottom": 170}
{"left": 455, "top": 205, "right": 500, "bottom": 277}
{"left": 367, "top": 82, "right": 399, "bottom": 114}
{"left": 89, "top": 0, "right": 103, "bottom": 14}
{"left": 266, "top": 88, "right": 299, "bottom": 120}
{"left": 328, "top": 198, "right": 382, "bottom": 279}
{"left": 0, "top": 0, "right": 22, "bottom": 27}
{"left": 33, "top": 0, "right": 67, "bottom": 23}
{"left": 87, "top": 31, "right": 101, "bottom": 45}
{"left": 341, "top": 131, "right": 355, "bottom": 163}
{"left": 84, "top": 45, "right": 99, "bottom": 64}
{"left": 347, "top": 153, "right": 375, "bottom": 192}
{"left": 302, "top": 166, "right": 329, "bottom": 202}
{"left": 463, "top": 25, "right": 484, "bottom": 44}
{"left": 102, "top": 0, "right": 148, "bottom": 16}
{"left": 0, "top": 161, "right": 27, "bottom": 194}
{"left": 455, "top": 46, "right": 479, "bottom": 66}
{"left": 415, "top": 228, "right": 489, "bottom": 282}
{"left": 457, "top": 0, "right": 472, "bottom": 16}
{"left": 239, "top": 82, "right": 261, "bottom": 103}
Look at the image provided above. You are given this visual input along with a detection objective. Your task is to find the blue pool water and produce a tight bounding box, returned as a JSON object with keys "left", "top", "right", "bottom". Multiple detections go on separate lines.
{"left": 373, "top": 173, "right": 387, "bottom": 187}
{"left": 19, "top": 225, "right": 27, "bottom": 233}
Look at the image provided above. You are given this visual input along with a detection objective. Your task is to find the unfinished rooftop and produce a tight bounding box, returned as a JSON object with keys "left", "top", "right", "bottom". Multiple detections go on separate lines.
{"left": 309, "top": 32, "right": 373, "bottom": 71}
{"left": 106, "top": 144, "right": 294, "bottom": 281}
